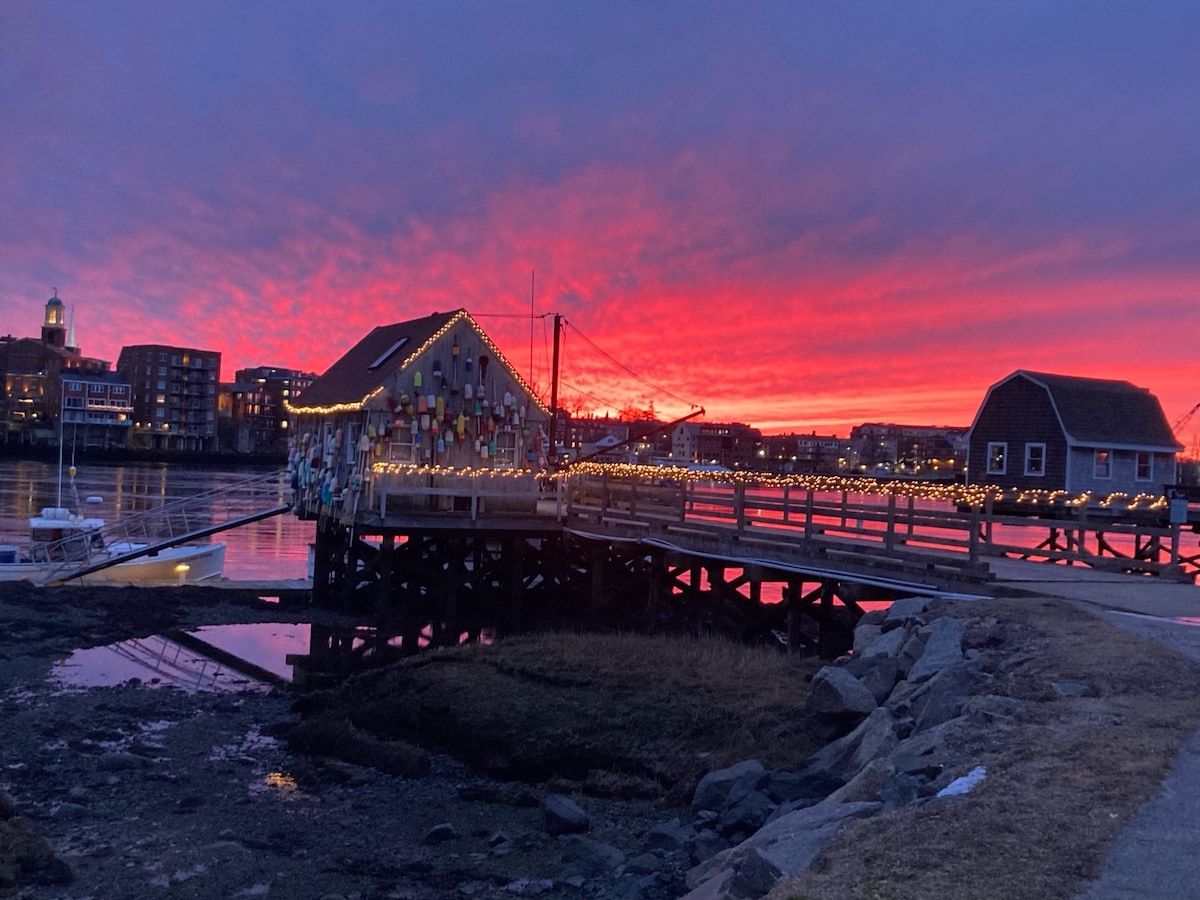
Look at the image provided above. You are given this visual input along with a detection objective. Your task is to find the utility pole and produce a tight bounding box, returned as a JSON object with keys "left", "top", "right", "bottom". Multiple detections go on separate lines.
{"left": 548, "top": 313, "right": 561, "bottom": 466}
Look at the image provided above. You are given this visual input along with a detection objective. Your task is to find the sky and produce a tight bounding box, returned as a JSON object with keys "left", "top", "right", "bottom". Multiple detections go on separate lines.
{"left": 2, "top": 1, "right": 1197, "bottom": 445}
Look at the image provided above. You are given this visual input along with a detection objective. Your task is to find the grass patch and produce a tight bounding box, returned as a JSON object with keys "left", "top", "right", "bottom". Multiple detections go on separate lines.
{"left": 291, "top": 631, "right": 822, "bottom": 799}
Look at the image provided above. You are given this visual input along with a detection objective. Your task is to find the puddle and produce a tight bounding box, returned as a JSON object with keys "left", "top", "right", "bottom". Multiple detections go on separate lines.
{"left": 49, "top": 635, "right": 273, "bottom": 694}
{"left": 190, "top": 623, "right": 311, "bottom": 681}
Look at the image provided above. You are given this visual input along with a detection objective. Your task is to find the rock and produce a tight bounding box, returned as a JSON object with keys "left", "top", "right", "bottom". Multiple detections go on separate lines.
{"left": 878, "top": 773, "right": 925, "bottom": 806}
{"left": 691, "top": 760, "right": 763, "bottom": 816}
{"left": 50, "top": 802, "right": 88, "bottom": 819}
{"left": 0, "top": 790, "right": 15, "bottom": 820}
{"left": 540, "top": 794, "right": 589, "bottom": 836}
{"left": 683, "top": 801, "right": 882, "bottom": 899}
{"left": 687, "top": 829, "right": 731, "bottom": 865}
{"left": 96, "top": 751, "right": 151, "bottom": 772}
{"left": 759, "top": 770, "right": 823, "bottom": 805}
{"left": 907, "top": 618, "right": 965, "bottom": 683}
{"left": 890, "top": 717, "right": 967, "bottom": 778}
{"left": 489, "top": 830, "right": 510, "bottom": 848}
{"left": 560, "top": 835, "right": 625, "bottom": 878}
{"left": 860, "top": 626, "right": 906, "bottom": 659}
{"left": 797, "top": 707, "right": 898, "bottom": 793}
{"left": 807, "top": 666, "right": 877, "bottom": 718}
{"left": 717, "top": 788, "right": 775, "bottom": 839}
{"left": 644, "top": 817, "right": 695, "bottom": 851}
{"left": 1052, "top": 680, "right": 1088, "bottom": 696}
{"left": 825, "top": 758, "right": 895, "bottom": 804}
{"left": 423, "top": 822, "right": 458, "bottom": 844}
{"left": 882, "top": 596, "right": 932, "bottom": 630}
{"left": 856, "top": 655, "right": 900, "bottom": 705}
{"left": 624, "top": 852, "right": 665, "bottom": 875}
{"left": 852, "top": 622, "right": 883, "bottom": 655}
{"left": 896, "top": 631, "right": 927, "bottom": 678}
{"left": 911, "top": 663, "right": 979, "bottom": 732}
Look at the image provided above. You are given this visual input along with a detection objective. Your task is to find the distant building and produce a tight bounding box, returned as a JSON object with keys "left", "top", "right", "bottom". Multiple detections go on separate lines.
{"left": 757, "top": 432, "right": 847, "bottom": 474}
{"left": 848, "top": 423, "right": 967, "bottom": 476}
{"left": 219, "top": 366, "right": 316, "bottom": 456}
{"left": 671, "top": 421, "right": 762, "bottom": 469}
{"left": 117, "top": 344, "right": 221, "bottom": 452}
{"left": 61, "top": 370, "right": 133, "bottom": 450}
{"left": 967, "top": 370, "right": 1180, "bottom": 495}
{"left": 0, "top": 292, "right": 110, "bottom": 446}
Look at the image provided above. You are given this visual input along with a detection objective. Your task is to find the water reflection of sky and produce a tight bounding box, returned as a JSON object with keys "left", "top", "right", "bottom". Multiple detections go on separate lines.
{"left": 49, "top": 636, "right": 272, "bottom": 693}
{"left": 0, "top": 459, "right": 312, "bottom": 580}
{"left": 191, "top": 623, "right": 312, "bottom": 680}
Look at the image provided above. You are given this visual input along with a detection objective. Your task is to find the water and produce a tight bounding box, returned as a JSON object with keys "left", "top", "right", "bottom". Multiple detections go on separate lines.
{"left": 0, "top": 459, "right": 313, "bottom": 580}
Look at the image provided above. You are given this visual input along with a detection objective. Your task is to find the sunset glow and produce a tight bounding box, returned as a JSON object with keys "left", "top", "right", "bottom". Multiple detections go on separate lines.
{"left": 2, "top": 3, "right": 1197, "bottom": 445}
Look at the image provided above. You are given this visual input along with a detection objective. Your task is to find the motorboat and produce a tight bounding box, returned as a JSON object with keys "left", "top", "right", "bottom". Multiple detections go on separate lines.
{"left": 0, "top": 507, "right": 226, "bottom": 584}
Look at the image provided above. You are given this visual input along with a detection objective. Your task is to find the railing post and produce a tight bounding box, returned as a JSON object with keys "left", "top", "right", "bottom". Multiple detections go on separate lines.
{"left": 805, "top": 489, "right": 814, "bottom": 544}
{"left": 782, "top": 485, "right": 790, "bottom": 524}
{"left": 968, "top": 506, "right": 980, "bottom": 563}
{"left": 735, "top": 483, "right": 746, "bottom": 535}
{"left": 907, "top": 495, "right": 915, "bottom": 538}
{"left": 885, "top": 493, "right": 896, "bottom": 553}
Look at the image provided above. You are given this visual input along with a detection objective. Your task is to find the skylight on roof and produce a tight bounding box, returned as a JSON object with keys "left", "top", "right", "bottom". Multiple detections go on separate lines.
{"left": 369, "top": 337, "right": 409, "bottom": 369}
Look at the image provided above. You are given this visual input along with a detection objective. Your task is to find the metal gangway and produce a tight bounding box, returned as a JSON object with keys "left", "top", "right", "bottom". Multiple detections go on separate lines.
{"left": 36, "top": 470, "right": 294, "bottom": 585}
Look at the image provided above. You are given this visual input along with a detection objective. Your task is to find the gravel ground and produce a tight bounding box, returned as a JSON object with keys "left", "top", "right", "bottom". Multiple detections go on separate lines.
{"left": 0, "top": 584, "right": 686, "bottom": 900}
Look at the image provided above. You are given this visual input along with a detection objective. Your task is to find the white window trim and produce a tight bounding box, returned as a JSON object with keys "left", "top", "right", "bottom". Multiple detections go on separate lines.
{"left": 1135, "top": 451, "right": 1153, "bottom": 482}
{"left": 1024, "top": 442, "right": 1046, "bottom": 477}
{"left": 1094, "top": 449, "right": 1112, "bottom": 479}
{"left": 986, "top": 441, "right": 1007, "bottom": 476}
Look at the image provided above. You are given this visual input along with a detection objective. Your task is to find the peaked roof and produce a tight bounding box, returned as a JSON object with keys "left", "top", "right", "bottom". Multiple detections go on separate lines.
{"left": 1015, "top": 370, "right": 1182, "bottom": 451}
{"left": 290, "top": 310, "right": 460, "bottom": 411}
{"left": 289, "top": 309, "right": 549, "bottom": 415}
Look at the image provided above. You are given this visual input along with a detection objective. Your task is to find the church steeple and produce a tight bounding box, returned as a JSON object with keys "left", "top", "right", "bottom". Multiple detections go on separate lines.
{"left": 42, "top": 288, "right": 66, "bottom": 348}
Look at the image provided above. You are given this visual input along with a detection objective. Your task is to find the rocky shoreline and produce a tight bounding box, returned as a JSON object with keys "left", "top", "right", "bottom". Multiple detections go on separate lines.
{"left": 3, "top": 583, "right": 1198, "bottom": 900}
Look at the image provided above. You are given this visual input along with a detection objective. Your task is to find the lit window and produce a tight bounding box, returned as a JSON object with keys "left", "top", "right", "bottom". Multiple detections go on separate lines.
{"left": 1094, "top": 450, "right": 1112, "bottom": 479}
{"left": 1136, "top": 452, "right": 1152, "bottom": 481}
{"left": 1024, "top": 443, "right": 1046, "bottom": 476}
{"left": 986, "top": 442, "right": 1007, "bottom": 476}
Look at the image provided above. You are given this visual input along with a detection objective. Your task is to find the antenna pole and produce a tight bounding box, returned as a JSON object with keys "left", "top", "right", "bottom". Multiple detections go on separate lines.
{"left": 549, "top": 313, "right": 561, "bottom": 465}
{"left": 529, "top": 269, "right": 535, "bottom": 380}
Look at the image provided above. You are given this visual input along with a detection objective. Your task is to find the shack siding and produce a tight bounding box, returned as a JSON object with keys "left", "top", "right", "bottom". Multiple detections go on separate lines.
{"left": 1068, "top": 447, "right": 1177, "bottom": 496}
{"left": 969, "top": 376, "right": 1068, "bottom": 489}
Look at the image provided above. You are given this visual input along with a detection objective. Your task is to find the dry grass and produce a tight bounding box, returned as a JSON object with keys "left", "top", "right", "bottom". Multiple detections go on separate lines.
{"left": 291, "top": 631, "right": 822, "bottom": 798}
{"left": 772, "top": 597, "right": 1200, "bottom": 900}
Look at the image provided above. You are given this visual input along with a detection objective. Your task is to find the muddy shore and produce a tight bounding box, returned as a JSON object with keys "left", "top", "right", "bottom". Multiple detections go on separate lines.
{"left": 0, "top": 584, "right": 679, "bottom": 900}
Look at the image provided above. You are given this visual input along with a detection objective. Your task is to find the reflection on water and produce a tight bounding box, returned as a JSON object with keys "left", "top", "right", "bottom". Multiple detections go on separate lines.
{"left": 50, "top": 635, "right": 272, "bottom": 693}
{"left": 0, "top": 459, "right": 313, "bottom": 580}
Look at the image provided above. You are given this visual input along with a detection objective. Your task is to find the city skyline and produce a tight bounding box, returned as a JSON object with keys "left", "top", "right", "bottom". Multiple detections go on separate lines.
{"left": 2, "top": 2, "right": 1197, "bottom": 443}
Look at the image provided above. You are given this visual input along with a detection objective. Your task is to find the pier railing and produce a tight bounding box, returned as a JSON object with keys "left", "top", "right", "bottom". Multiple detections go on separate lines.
{"left": 561, "top": 473, "right": 1197, "bottom": 581}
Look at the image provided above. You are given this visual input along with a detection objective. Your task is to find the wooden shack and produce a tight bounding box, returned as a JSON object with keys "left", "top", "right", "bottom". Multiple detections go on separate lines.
{"left": 286, "top": 309, "right": 551, "bottom": 516}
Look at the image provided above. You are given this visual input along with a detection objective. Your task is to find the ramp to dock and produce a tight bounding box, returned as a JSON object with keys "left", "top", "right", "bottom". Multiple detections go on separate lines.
{"left": 38, "top": 470, "right": 293, "bottom": 585}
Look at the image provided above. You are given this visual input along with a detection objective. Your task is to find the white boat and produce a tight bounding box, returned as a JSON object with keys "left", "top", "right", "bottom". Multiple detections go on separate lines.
{"left": 0, "top": 507, "right": 226, "bottom": 584}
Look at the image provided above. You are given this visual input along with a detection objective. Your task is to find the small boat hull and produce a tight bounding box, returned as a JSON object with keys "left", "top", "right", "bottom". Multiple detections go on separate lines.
{"left": 0, "top": 542, "right": 226, "bottom": 584}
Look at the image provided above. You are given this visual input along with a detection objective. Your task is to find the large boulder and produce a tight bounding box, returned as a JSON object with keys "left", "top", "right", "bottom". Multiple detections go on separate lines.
{"left": 692, "top": 760, "right": 764, "bottom": 817}
{"left": 859, "top": 626, "right": 906, "bottom": 660}
{"left": 805, "top": 666, "right": 877, "bottom": 741}
{"left": 911, "top": 662, "right": 978, "bottom": 732}
{"left": 907, "top": 618, "right": 965, "bottom": 683}
{"left": 683, "top": 801, "right": 881, "bottom": 899}
{"left": 797, "top": 707, "right": 898, "bottom": 794}
{"left": 882, "top": 596, "right": 932, "bottom": 631}
{"left": 559, "top": 835, "right": 625, "bottom": 878}
{"left": 540, "top": 794, "right": 590, "bottom": 836}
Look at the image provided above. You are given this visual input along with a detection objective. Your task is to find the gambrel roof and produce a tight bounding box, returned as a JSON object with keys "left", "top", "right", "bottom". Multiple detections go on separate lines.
{"left": 1001, "top": 370, "right": 1181, "bottom": 452}
{"left": 287, "top": 309, "right": 548, "bottom": 415}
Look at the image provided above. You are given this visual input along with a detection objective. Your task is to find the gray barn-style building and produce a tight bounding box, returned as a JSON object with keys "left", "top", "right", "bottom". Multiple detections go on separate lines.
{"left": 967, "top": 370, "right": 1181, "bottom": 496}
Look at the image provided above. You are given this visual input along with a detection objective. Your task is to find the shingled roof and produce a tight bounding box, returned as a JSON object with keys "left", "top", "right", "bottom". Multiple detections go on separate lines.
{"left": 289, "top": 310, "right": 461, "bottom": 411}
{"left": 1018, "top": 370, "right": 1182, "bottom": 451}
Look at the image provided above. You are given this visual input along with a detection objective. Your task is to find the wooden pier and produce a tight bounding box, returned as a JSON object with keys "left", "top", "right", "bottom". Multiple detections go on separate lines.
{"left": 296, "top": 464, "right": 1198, "bottom": 663}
